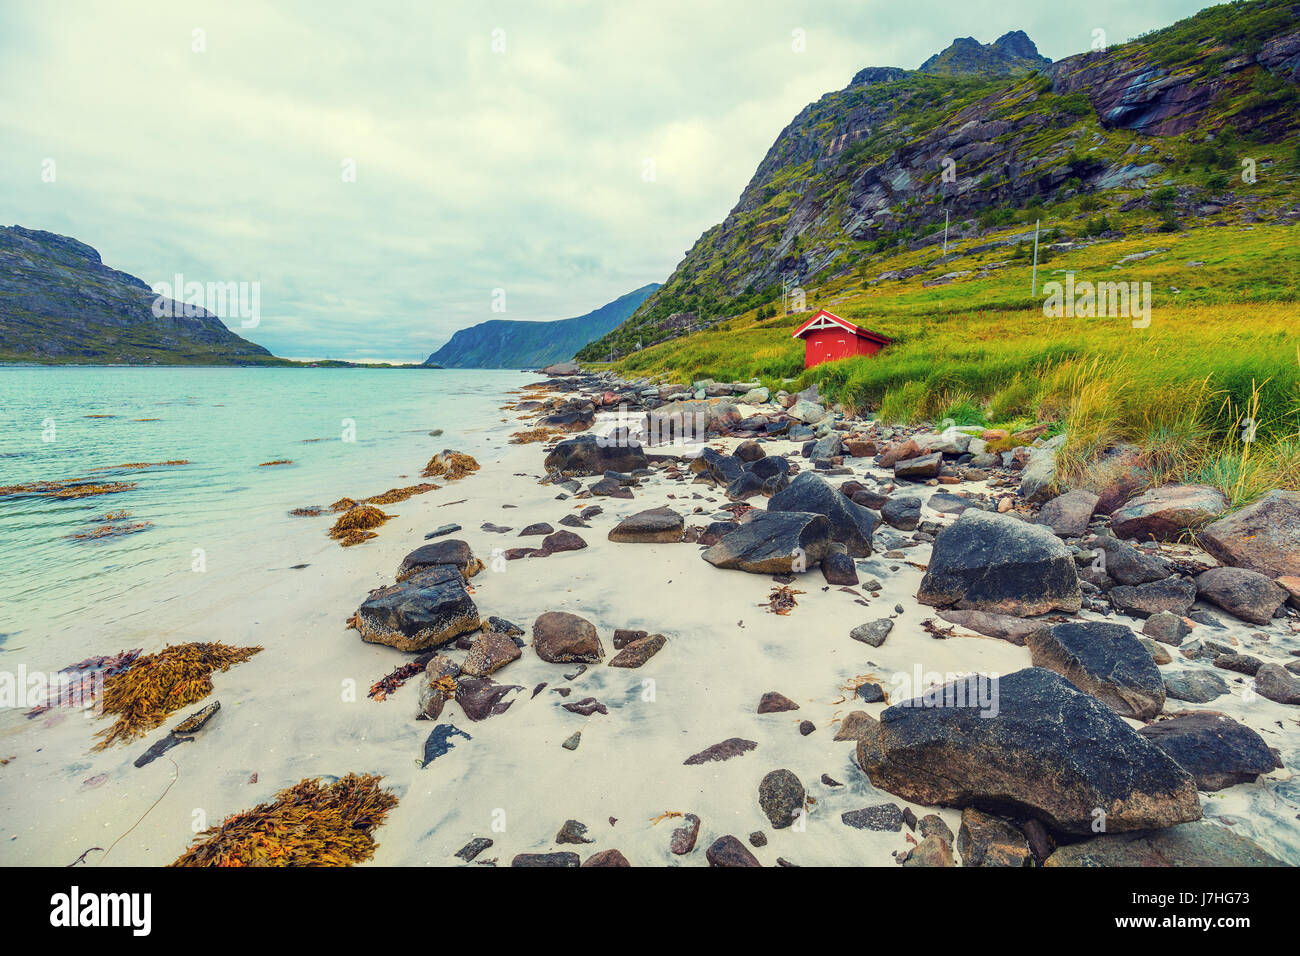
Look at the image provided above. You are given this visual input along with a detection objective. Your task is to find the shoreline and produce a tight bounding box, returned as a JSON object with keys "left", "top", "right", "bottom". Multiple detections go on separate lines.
{"left": 1, "top": 372, "right": 1297, "bottom": 867}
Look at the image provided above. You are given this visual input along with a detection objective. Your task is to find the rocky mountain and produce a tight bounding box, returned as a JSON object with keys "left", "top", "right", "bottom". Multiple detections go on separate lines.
{"left": 0, "top": 225, "right": 275, "bottom": 365}
{"left": 424, "top": 283, "right": 659, "bottom": 369}
{"left": 579, "top": 0, "right": 1300, "bottom": 360}
{"left": 918, "top": 31, "right": 1052, "bottom": 77}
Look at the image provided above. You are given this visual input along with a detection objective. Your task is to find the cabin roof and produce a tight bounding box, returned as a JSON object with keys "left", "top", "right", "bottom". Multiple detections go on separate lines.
{"left": 791, "top": 309, "right": 892, "bottom": 345}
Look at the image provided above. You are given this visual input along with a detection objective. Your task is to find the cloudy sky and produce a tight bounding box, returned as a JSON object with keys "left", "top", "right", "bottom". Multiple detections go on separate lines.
{"left": 2, "top": 0, "right": 1208, "bottom": 361}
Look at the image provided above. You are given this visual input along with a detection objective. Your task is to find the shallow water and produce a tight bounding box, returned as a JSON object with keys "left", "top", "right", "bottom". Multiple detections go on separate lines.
{"left": 0, "top": 366, "right": 532, "bottom": 659}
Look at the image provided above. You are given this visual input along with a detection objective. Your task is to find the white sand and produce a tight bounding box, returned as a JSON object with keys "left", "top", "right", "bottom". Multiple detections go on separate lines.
{"left": 1, "top": 386, "right": 1297, "bottom": 867}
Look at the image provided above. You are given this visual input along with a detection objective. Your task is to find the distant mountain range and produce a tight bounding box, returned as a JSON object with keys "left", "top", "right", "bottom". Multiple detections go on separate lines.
{"left": 0, "top": 226, "right": 274, "bottom": 365}
{"left": 423, "top": 283, "right": 659, "bottom": 369}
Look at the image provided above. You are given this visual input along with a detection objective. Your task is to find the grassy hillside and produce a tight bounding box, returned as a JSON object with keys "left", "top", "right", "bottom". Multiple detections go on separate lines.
{"left": 580, "top": 0, "right": 1300, "bottom": 362}
{"left": 608, "top": 215, "right": 1300, "bottom": 505}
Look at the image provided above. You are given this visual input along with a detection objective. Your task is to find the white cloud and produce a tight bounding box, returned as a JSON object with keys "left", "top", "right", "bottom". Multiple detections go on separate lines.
{"left": 1, "top": 0, "right": 1208, "bottom": 359}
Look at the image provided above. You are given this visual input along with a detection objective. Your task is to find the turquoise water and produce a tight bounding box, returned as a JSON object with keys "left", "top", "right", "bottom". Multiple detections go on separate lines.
{"left": 0, "top": 367, "right": 531, "bottom": 647}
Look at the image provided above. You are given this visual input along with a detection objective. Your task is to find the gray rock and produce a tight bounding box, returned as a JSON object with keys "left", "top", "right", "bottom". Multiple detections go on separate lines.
{"left": 1027, "top": 621, "right": 1166, "bottom": 720}
{"left": 1142, "top": 610, "right": 1191, "bottom": 645}
{"left": 1198, "top": 490, "right": 1300, "bottom": 578}
{"left": 758, "top": 769, "right": 805, "bottom": 829}
{"left": 353, "top": 566, "right": 480, "bottom": 652}
{"left": 531, "top": 611, "right": 605, "bottom": 663}
{"left": 1138, "top": 712, "right": 1276, "bottom": 791}
{"left": 768, "top": 472, "right": 880, "bottom": 556}
{"left": 841, "top": 804, "right": 904, "bottom": 831}
{"left": 701, "top": 510, "right": 832, "bottom": 574}
{"left": 956, "top": 808, "right": 1033, "bottom": 867}
{"left": 880, "top": 496, "right": 922, "bottom": 531}
{"left": 917, "top": 510, "right": 1082, "bottom": 616}
{"left": 850, "top": 618, "right": 894, "bottom": 647}
{"left": 1110, "top": 484, "right": 1227, "bottom": 541}
{"left": 544, "top": 435, "right": 648, "bottom": 476}
{"left": 1044, "top": 822, "right": 1283, "bottom": 867}
{"left": 1036, "top": 489, "right": 1099, "bottom": 537}
{"left": 859, "top": 667, "right": 1201, "bottom": 835}
{"left": 1194, "top": 566, "right": 1288, "bottom": 624}
{"left": 608, "top": 506, "right": 684, "bottom": 543}
{"left": 1255, "top": 663, "right": 1300, "bottom": 705}
{"left": 1110, "top": 576, "right": 1197, "bottom": 619}
{"left": 1163, "top": 669, "right": 1229, "bottom": 703}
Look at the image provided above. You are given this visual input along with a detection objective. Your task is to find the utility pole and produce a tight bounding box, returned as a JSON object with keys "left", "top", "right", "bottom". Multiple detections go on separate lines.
{"left": 1031, "top": 218, "right": 1041, "bottom": 298}
{"left": 943, "top": 209, "right": 950, "bottom": 256}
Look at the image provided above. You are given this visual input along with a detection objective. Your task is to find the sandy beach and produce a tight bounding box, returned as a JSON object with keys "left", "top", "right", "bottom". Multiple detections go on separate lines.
{"left": 2, "top": 373, "right": 1296, "bottom": 868}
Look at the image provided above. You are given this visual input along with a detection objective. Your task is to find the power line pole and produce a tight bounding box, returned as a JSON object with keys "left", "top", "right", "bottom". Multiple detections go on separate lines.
{"left": 1031, "top": 218, "right": 1041, "bottom": 298}
{"left": 943, "top": 209, "right": 949, "bottom": 255}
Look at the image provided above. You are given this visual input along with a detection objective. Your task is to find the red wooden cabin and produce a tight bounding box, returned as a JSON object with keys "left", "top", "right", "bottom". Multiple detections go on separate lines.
{"left": 791, "top": 310, "right": 892, "bottom": 369}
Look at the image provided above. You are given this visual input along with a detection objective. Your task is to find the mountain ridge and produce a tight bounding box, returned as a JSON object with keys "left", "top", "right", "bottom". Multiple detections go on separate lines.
{"left": 0, "top": 225, "right": 275, "bottom": 365}
{"left": 423, "top": 283, "right": 659, "bottom": 369}
{"left": 578, "top": 0, "right": 1300, "bottom": 361}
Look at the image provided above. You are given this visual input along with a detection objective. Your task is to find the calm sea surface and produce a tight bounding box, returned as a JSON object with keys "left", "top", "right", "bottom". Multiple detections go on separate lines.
{"left": 0, "top": 367, "right": 531, "bottom": 650}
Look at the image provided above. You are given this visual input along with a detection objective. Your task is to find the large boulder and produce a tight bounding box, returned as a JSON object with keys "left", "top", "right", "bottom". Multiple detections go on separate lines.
{"left": 1138, "top": 712, "right": 1276, "bottom": 791}
{"left": 544, "top": 435, "right": 648, "bottom": 476}
{"left": 531, "top": 611, "right": 605, "bottom": 663}
{"left": 396, "top": 539, "right": 483, "bottom": 582}
{"left": 935, "top": 608, "right": 1048, "bottom": 646}
{"left": 787, "top": 399, "right": 826, "bottom": 424}
{"left": 1044, "top": 822, "right": 1283, "bottom": 867}
{"left": 608, "top": 507, "right": 684, "bottom": 543}
{"left": 917, "top": 510, "right": 1082, "bottom": 616}
{"left": 1194, "top": 566, "right": 1288, "bottom": 624}
{"left": 647, "top": 398, "right": 741, "bottom": 441}
{"left": 1027, "top": 621, "right": 1165, "bottom": 720}
{"left": 1163, "top": 669, "right": 1229, "bottom": 703}
{"left": 352, "top": 566, "right": 480, "bottom": 652}
{"left": 894, "top": 452, "right": 942, "bottom": 480}
{"left": 1036, "top": 489, "right": 1099, "bottom": 538}
{"left": 768, "top": 472, "right": 880, "bottom": 556}
{"left": 1109, "top": 484, "right": 1227, "bottom": 541}
{"left": 1109, "top": 576, "right": 1197, "bottom": 618}
{"left": 701, "top": 510, "right": 831, "bottom": 574}
{"left": 1197, "top": 490, "right": 1300, "bottom": 578}
{"left": 956, "top": 808, "right": 1033, "bottom": 867}
{"left": 857, "top": 667, "right": 1201, "bottom": 836}
{"left": 1255, "top": 663, "right": 1300, "bottom": 705}
{"left": 1092, "top": 536, "right": 1172, "bottom": 585}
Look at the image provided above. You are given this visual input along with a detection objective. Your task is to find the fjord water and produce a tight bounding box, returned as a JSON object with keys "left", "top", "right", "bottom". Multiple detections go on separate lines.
{"left": 0, "top": 367, "right": 531, "bottom": 660}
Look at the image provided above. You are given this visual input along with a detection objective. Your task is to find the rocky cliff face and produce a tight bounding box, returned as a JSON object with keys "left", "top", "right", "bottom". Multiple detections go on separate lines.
{"left": 425, "top": 284, "right": 659, "bottom": 369}
{"left": 0, "top": 225, "right": 274, "bottom": 365}
{"left": 919, "top": 31, "right": 1051, "bottom": 77}
{"left": 579, "top": 0, "right": 1300, "bottom": 361}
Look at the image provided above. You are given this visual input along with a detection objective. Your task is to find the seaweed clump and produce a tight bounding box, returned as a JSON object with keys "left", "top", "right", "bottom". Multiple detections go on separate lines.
{"left": 171, "top": 773, "right": 398, "bottom": 867}
{"left": 363, "top": 483, "right": 440, "bottom": 505}
{"left": 421, "top": 451, "right": 480, "bottom": 481}
{"left": 509, "top": 427, "right": 567, "bottom": 445}
{"left": 328, "top": 504, "right": 392, "bottom": 546}
{"left": 94, "top": 642, "right": 262, "bottom": 749}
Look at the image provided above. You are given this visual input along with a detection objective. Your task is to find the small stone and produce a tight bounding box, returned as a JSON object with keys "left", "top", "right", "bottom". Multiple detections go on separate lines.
{"left": 670, "top": 813, "right": 701, "bottom": 855}
{"left": 454, "top": 837, "right": 493, "bottom": 862}
{"left": 581, "top": 849, "right": 631, "bottom": 867}
{"left": 841, "top": 804, "right": 904, "bottom": 832}
{"left": 706, "top": 835, "right": 761, "bottom": 867}
{"left": 850, "top": 618, "right": 894, "bottom": 647}
{"left": 757, "top": 691, "right": 799, "bottom": 713}
{"left": 758, "top": 769, "right": 805, "bottom": 829}
{"left": 556, "top": 819, "right": 594, "bottom": 844}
